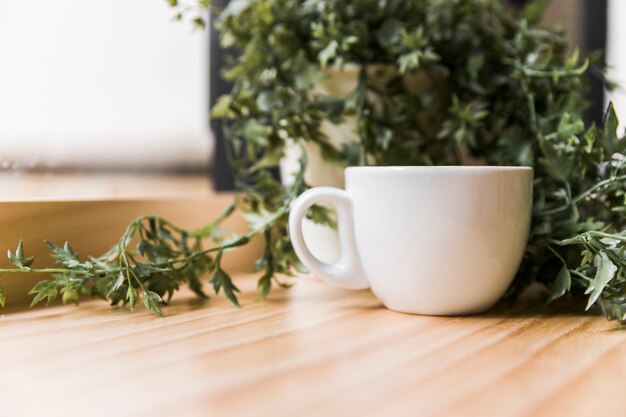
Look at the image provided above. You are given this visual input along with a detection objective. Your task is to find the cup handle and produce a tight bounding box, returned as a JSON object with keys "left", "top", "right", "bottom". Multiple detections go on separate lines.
{"left": 289, "top": 187, "right": 370, "bottom": 290}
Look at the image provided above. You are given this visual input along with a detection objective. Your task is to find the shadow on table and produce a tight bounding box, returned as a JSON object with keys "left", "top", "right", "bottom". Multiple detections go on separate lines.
{"left": 482, "top": 283, "right": 602, "bottom": 320}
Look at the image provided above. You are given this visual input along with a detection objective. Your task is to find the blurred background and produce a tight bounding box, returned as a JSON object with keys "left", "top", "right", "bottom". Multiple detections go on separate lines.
{"left": 0, "top": 0, "right": 211, "bottom": 197}
{"left": 0, "top": 0, "right": 620, "bottom": 198}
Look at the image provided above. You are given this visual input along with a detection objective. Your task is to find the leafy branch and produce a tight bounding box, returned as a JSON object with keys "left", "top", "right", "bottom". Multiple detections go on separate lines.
{"left": 0, "top": 152, "right": 308, "bottom": 315}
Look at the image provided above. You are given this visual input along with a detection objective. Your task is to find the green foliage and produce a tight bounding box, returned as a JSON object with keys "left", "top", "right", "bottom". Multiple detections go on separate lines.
{"left": 545, "top": 266, "right": 571, "bottom": 308}
{"left": 0, "top": 152, "right": 307, "bottom": 315}
{"left": 0, "top": 1, "right": 624, "bottom": 322}
{"left": 29, "top": 280, "right": 59, "bottom": 307}
{"left": 168, "top": 0, "right": 624, "bottom": 322}
{"left": 553, "top": 231, "right": 626, "bottom": 321}
{"left": 210, "top": 251, "right": 241, "bottom": 307}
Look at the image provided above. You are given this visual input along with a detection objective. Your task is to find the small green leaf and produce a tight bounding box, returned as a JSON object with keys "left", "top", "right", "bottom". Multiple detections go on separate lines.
{"left": 306, "top": 205, "right": 337, "bottom": 229}
{"left": 211, "top": 266, "right": 241, "bottom": 307}
{"left": 257, "top": 269, "right": 272, "bottom": 299}
{"left": 28, "top": 280, "right": 59, "bottom": 307}
{"left": 398, "top": 51, "right": 420, "bottom": 73}
{"left": 524, "top": 0, "right": 551, "bottom": 24}
{"left": 599, "top": 102, "right": 621, "bottom": 155}
{"left": 243, "top": 119, "right": 273, "bottom": 145}
{"left": 544, "top": 266, "right": 571, "bottom": 307}
{"left": 45, "top": 240, "right": 91, "bottom": 270}
{"left": 376, "top": 19, "right": 403, "bottom": 49}
{"left": 538, "top": 136, "right": 574, "bottom": 182}
{"left": 16, "top": 240, "right": 24, "bottom": 259}
{"left": 256, "top": 91, "right": 281, "bottom": 113}
{"left": 318, "top": 40, "right": 338, "bottom": 68}
{"left": 211, "top": 95, "right": 233, "bottom": 118}
{"left": 0, "top": 287, "right": 6, "bottom": 308}
{"left": 242, "top": 208, "right": 276, "bottom": 230}
{"left": 586, "top": 252, "right": 618, "bottom": 310}
{"left": 107, "top": 272, "right": 126, "bottom": 297}
{"left": 8, "top": 240, "right": 34, "bottom": 268}
{"left": 188, "top": 275, "right": 209, "bottom": 299}
{"left": 210, "top": 252, "right": 241, "bottom": 307}
{"left": 143, "top": 290, "right": 164, "bottom": 317}
{"left": 193, "top": 17, "right": 206, "bottom": 30}
{"left": 127, "top": 286, "right": 138, "bottom": 312}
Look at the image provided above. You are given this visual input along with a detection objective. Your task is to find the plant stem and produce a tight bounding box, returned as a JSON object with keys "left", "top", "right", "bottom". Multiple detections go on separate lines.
{"left": 0, "top": 268, "right": 93, "bottom": 275}
{"left": 571, "top": 174, "right": 626, "bottom": 205}
{"left": 537, "top": 174, "right": 626, "bottom": 218}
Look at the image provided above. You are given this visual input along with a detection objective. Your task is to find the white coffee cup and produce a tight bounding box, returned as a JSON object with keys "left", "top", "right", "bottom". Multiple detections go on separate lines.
{"left": 289, "top": 166, "right": 533, "bottom": 315}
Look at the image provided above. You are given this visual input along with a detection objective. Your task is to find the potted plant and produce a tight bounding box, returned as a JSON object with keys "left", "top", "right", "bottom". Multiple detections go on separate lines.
{"left": 206, "top": 0, "right": 626, "bottom": 314}
{"left": 0, "top": 0, "right": 624, "bottom": 323}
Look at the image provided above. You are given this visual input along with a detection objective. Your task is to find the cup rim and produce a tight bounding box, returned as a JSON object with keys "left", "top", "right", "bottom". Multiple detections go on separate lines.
{"left": 346, "top": 165, "right": 533, "bottom": 173}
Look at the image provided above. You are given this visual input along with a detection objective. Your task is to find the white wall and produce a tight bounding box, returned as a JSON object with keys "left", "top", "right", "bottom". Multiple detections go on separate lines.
{"left": 0, "top": 0, "right": 211, "bottom": 170}
{"left": 607, "top": 0, "right": 626, "bottom": 128}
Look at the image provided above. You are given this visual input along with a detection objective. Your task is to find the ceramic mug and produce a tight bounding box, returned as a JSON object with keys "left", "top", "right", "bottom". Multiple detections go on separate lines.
{"left": 288, "top": 166, "right": 533, "bottom": 315}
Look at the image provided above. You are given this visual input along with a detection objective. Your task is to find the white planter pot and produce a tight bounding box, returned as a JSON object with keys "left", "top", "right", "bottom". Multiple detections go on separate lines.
{"left": 281, "top": 65, "right": 444, "bottom": 264}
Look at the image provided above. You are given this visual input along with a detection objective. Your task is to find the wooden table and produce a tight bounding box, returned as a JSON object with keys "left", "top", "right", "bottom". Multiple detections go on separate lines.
{"left": 1, "top": 274, "right": 623, "bottom": 417}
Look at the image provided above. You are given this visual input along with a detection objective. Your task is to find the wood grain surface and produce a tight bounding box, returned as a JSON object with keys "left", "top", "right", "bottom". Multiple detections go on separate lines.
{"left": 0, "top": 174, "right": 621, "bottom": 416}
{"left": 1, "top": 274, "right": 623, "bottom": 417}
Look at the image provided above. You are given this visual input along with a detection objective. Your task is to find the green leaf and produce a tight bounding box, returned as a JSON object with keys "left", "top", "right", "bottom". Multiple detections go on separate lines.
{"left": 0, "top": 287, "right": 6, "bottom": 308}
{"left": 599, "top": 102, "right": 622, "bottom": 155}
{"left": 556, "top": 113, "right": 585, "bottom": 141}
{"left": 211, "top": 95, "right": 233, "bottom": 118}
{"left": 243, "top": 119, "right": 272, "bottom": 145}
{"left": 306, "top": 204, "right": 337, "bottom": 229}
{"left": 188, "top": 275, "right": 209, "bottom": 299}
{"left": 398, "top": 51, "right": 420, "bottom": 73}
{"left": 210, "top": 252, "right": 241, "bottom": 307}
{"left": 45, "top": 241, "right": 92, "bottom": 270}
{"left": 107, "top": 272, "right": 126, "bottom": 297}
{"left": 318, "top": 40, "right": 338, "bottom": 68}
{"left": 294, "top": 64, "right": 320, "bottom": 90}
{"left": 538, "top": 136, "right": 574, "bottom": 182}
{"left": 221, "top": 0, "right": 251, "bottom": 19}
{"left": 250, "top": 146, "right": 285, "bottom": 170}
{"left": 376, "top": 19, "right": 403, "bottom": 49}
{"left": 7, "top": 240, "right": 34, "bottom": 268}
{"left": 256, "top": 91, "right": 281, "bottom": 113}
{"left": 586, "top": 252, "right": 618, "bottom": 310}
{"left": 192, "top": 17, "right": 206, "bottom": 30}
{"left": 127, "top": 286, "right": 138, "bottom": 312}
{"left": 17, "top": 239, "right": 24, "bottom": 259}
{"left": 544, "top": 266, "right": 571, "bottom": 307}
{"left": 211, "top": 266, "right": 241, "bottom": 307}
{"left": 309, "top": 96, "right": 344, "bottom": 119}
{"left": 257, "top": 268, "right": 272, "bottom": 299}
{"left": 143, "top": 290, "right": 164, "bottom": 317}
{"left": 610, "top": 303, "right": 626, "bottom": 324}
{"left": 28, "top": 280, "right": 59, "bottom": 307}
{"left": 242, "top": 208, "right": 277, "bottom": 230}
